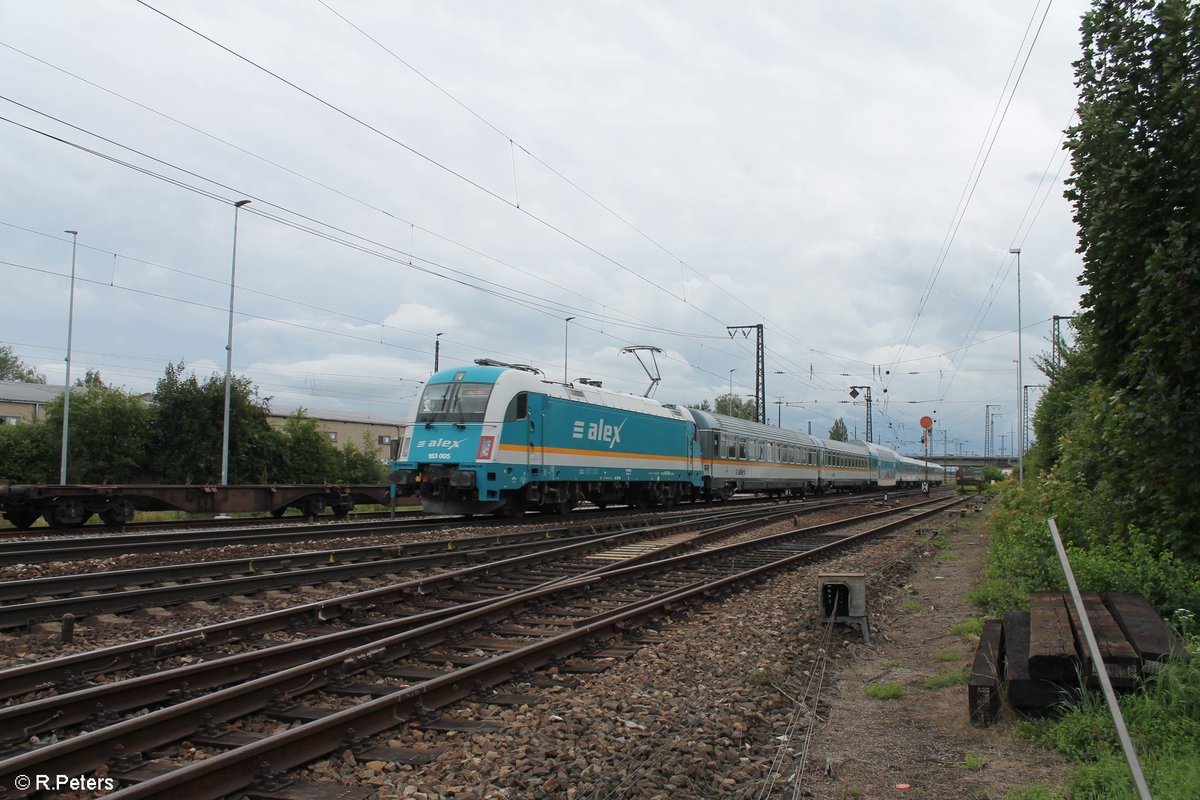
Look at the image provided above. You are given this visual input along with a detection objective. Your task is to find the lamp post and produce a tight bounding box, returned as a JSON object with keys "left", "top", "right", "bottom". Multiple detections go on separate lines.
{"left": 434, "top": 332, "right": 443, "bottom": 372}
{"left": 728, "top": 369, "right": 736, "bottom": 414}
{"left": 59, "top": 230, "right": 78, "bottom": 485}
{"left": 1009, "top": 247, "right": 1024, "bottom": 486}
{"left": 221, "top": 200, "right": 251, "bottom": 487}
{"left": 563, "top": 317, "right": 576, "bottom": 384}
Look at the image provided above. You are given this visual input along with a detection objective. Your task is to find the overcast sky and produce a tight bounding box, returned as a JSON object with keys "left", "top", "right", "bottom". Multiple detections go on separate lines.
{"left": 1, "top": 0, "right": 1090, "bottom": 456}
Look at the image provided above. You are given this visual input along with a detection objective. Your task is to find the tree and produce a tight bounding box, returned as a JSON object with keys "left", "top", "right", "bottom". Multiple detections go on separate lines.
{"left": 1061, "top": 0, "right": 1200, "bottom": 555}
{"left": 147, "top": 362, "right": 284, "bottom": 484}
{"left": 341, "top": 432, "right": 387, "bottom": 483}
{"left": 0, "top": 345, "right": 46, "bottom": 383}
{"left": 691, "top": 394, "right": 757, "bottom": 420}
{"left": 0, "top": 423, "right": 54, "bottom": 483}
{"left": 279, "top": 410, "right": 340, "bottom": 483}
{"left": 828, "top": 418, "right": 849, "bottom": 442}
{"left": 42, "top": 372, "right": 152, "bottom": 483}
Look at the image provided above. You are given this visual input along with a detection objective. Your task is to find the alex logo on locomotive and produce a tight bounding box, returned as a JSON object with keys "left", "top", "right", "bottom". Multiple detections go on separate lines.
{"left": 414, "top": 437, "right": 467, "bottom": 450}
{"left": 571, "top": 417, "right": 627, "bottom": 449}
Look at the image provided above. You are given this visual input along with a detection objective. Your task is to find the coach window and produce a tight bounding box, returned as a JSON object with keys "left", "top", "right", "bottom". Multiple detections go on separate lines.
{"left": 738, "top": 438, "right": 748, "bottom": 459}
{"left": 504, "top": 392, "right": 528, "bottom": 421}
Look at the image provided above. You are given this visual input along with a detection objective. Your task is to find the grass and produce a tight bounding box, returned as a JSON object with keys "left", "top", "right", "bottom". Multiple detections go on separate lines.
{"left": 963, "top": 753, "right": 985, "bottom": 771}
{"left": 924, "top": 667, "right": 971, "bottom": 690}
{"left": 864, "top": 682, "right": 905, "bottom": 700}
{"left": 903, "top": 600, "right": 925, "bottom": 612}
{"left": 934, "top": 649, "right": 964, "bottom": 662}
{"left": 949, "top": 617, "right": 985, "bottom": 639}
{"left": 1017, "top": 649, "right": 1200, "bottom": 799}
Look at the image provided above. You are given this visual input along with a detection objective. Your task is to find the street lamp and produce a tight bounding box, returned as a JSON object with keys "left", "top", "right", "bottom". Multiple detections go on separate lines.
{"left": 221, "top": 200, "right": 251, "bottom": 487}
{"left": 60, "top": 230, "right": 78, "bottom": 485}
{"left": 728, "top": 368, "right": 736, "bottom": 413}
{"left": 563, "top": 317, "right": 576, "bottom": 383}
{"left": 434, "top": 332, "right": 444, "bottom": 372}
{"left": 1010, "top": 247, "right": 1024, "bottom": 486}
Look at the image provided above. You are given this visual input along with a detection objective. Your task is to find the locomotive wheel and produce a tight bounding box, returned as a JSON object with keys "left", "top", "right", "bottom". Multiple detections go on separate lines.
{"left": 556, "top": 498, "right": 574, "bottom": 516}
{"left": 504, "top": 492, "right": 527, "bottom": 519}
{"left": 4, "top": 507, "right": 39, "bottom": 530}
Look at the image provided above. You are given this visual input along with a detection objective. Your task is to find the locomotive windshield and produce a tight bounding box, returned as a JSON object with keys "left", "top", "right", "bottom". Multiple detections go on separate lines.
{"left": 415, "top": 382, "right": 493, "bottom": 423}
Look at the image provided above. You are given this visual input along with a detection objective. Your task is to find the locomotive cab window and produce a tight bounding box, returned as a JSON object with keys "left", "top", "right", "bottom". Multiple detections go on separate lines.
{"left": 504, "top": 392, "right": 528, "bottom": 421}
{"left": 416, "top": 382, "right": 494, "bottom": 423}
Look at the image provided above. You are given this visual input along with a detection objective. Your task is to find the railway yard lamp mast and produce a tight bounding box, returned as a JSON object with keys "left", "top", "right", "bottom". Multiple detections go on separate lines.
{"left": 434, "top": 332, "right": 443, "bottom": 372}
{"left": 59, "top": 230, "right": 78, "bottom": 485}
{"left": 221, "top": 200, "right": 251, "bottom": 488}
{"left": 563, "top": 317, "right": 576, "bottom": 383}
{"left": 1009, "top": 247, "right": 1024, "bottom": 486}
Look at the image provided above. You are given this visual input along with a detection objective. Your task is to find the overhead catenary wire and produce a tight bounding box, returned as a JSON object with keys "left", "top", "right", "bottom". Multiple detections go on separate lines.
{"left": 882, "top": 0, "right": 1057, "bottom": 413}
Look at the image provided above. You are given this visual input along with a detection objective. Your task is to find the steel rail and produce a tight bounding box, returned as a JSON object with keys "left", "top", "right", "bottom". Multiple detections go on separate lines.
{"left": 0, "top": 505, "right": 793, "bottom": 698}
{"left": 0, "top": 504, "right": 818, "bottom": 728}
{"left": 97, "top": 497, "right": 965, "bottom": 800}
{"left": 0, "top": 497, "right": 964, "bottom": 797}
{"left": 0, "top": 491, "right": 907, "bottom": 564}
{"left": 0, "top": 530, "right": 626, "bottom": 629}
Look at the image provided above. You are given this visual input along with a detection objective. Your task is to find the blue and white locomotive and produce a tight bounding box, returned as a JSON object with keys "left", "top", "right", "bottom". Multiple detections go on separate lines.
{"left": 390, "top": 360, "right": 942, "bottom": 516}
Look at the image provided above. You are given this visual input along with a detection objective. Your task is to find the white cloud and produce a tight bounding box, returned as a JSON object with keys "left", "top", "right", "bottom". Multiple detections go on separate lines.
{"left": 0, "top": 0, "right": 1091, "bottom": 455}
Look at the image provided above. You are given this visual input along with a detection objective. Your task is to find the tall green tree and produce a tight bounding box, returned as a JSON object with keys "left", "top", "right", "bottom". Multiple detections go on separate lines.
{"left": 341, "top": 432, "right": 387, "bottom": 483}
{"left": 0, "top": 423, "right": 54, "bottom": 483}
{"left": 828, "top": 418, "right": 849, "bottom": 442}
{"left": 280, "top": 411, "right": 340, "bottom": 483}
{"left": 1063, "top": 0, "right": 1200, "bottom": 555}
{"left": 147, "top": 362, "right": 284, "bottom": 484}
{"left": 42, "top": 371, "right": 151, "bottom": 483}
{"left": 0, "top": 345, "right": 46, "bottom": 383}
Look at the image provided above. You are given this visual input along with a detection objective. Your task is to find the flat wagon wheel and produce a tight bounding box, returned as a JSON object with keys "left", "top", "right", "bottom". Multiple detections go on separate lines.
{"left": 4, "top": 507, "right": 40, "bottom": 530}
{"left": 45, "top": 499, "right": 91, "bottom": 528}
{"left": 300, "top": 495, "right": 326, "bottom": 520}
{"left": 99, "top": 498, "right": 136, "bottom": 527}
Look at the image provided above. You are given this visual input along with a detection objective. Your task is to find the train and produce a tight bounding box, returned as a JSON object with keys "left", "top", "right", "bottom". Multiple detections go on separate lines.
{"left": 0, "top": 483, "right": 400, "bottom": 529}
{"left": 388, "top": 360, "right": 945, "bottom": 516}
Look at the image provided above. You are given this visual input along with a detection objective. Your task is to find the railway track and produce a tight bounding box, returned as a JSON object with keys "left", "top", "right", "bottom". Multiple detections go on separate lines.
{"left": 0, "top": 503, "right": 789, "bottom": 693}
{"left": 0, "top": 491, "right": 918, "bottom": 565}
{"left": 0, "top": 494, "right": 925, "bottom": 630}
{"left": 0, "top": 494, "right": 965, "bottom": 799}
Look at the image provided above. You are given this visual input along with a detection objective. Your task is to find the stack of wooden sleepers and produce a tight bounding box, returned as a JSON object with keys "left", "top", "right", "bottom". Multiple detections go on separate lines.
{"left": 969, "top": 591, "right": 1180, "bottom": 726}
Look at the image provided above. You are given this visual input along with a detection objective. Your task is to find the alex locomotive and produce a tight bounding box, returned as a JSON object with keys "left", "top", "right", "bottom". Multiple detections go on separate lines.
{"left": 390, "top": 361, "right": 942, "bottom": 516}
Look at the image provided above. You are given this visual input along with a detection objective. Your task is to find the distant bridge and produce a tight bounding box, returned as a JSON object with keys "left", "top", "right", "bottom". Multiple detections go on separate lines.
{"left": 900, "top": 454, "right": 1017, "bottom": 470}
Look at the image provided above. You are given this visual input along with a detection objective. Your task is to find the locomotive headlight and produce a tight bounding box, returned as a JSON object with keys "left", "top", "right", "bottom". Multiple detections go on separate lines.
{"left": 449, "top": 470, "right": 476, "bottom": 488}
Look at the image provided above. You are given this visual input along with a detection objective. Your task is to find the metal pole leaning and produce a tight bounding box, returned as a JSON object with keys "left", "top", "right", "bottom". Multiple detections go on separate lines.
{"left": 1047, "top": 518, "right": 1153, "bottom": 800}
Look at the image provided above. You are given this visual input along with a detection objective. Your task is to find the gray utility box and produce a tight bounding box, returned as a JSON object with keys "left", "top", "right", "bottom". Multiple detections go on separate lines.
{"left": 817, "top": 573, "right": 870, "bottom": 643}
